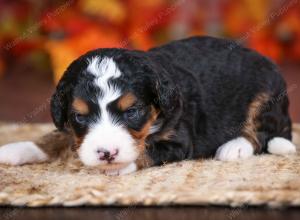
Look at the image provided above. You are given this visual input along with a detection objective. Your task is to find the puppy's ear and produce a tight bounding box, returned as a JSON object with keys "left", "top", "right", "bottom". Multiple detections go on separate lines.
{"left": 50, "top": 56, "right": 86, "bottom": 130}
{"left": 50, "top": 78, "right": 71, "bottom": 130}
{"left": 50, "top": 68, "right": 76, "bottom": 130}
{"left": 153, "top": 68, "right": 183, "bottom": 130}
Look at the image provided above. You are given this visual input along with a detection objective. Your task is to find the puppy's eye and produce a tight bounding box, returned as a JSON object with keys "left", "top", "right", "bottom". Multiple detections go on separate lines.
{"left": 74, "top": 112, "right": 87, "bottom": 123}
{"left": 124, "top": 107, "right": 140, "bottom": 120}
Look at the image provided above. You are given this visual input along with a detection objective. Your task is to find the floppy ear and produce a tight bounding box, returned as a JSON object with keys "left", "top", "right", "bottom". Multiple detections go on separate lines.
{"left": 153, "top": 67, "right": 183, "bottom": 130}
{"left": 122, "top": 51, "right": 183, "bottom": 124}
{"left": 50, "top": 71, "right": 75, "bottom": 130}
{"left": 50, "top": 56, "right": 86, "bottom": 130}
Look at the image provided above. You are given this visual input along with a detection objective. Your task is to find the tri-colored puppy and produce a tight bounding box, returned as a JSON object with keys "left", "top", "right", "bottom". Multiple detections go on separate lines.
{"left": 0, "top": 36, "right": 296, "bottom": 175}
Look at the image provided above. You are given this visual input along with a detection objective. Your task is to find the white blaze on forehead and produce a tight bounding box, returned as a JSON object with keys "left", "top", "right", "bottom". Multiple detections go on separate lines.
{"left": 87, "top": 56, "right": 122, "bottom": 123}
{"left": 87, "top": 56, "right": 121, "bottom": 86}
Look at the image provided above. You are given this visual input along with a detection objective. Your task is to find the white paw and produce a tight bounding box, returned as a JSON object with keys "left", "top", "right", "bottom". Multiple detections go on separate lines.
{"left": 215, "top": 137, "right": 254, "bottom": 161}
{"left": 105, "top": 162, "right": 137, "bottom": 176}
{"left": 0, "top": 141, "right": 48, "bottom": 165}
{"left": 268, "top": 137, "right": 296, "bottom": 155}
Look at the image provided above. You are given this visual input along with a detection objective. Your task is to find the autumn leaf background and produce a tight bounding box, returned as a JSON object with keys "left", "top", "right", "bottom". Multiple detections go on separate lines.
{"left": 0, "top": 0, "right": 299, "bottom": 122}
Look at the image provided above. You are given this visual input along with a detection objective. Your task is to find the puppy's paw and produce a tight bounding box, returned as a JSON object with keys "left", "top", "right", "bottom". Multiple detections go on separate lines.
{"left": 215, "top": 137, "right": 254, "bottom": 161}
{"left": 268, "top": 137, "right": 297, "bottom": 155}
{"left": 0, "top": 141, "right": 48, "bottom": 165}
{"left": 104, "top": 162, "right": 137, "bottom": 176}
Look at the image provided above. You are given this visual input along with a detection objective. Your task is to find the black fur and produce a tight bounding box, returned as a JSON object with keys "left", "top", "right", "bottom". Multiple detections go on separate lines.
{"left": 51, "top": 36, "right": 292, "bottom": 166}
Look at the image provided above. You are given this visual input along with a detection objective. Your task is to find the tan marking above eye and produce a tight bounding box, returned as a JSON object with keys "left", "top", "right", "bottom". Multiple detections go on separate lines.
{"left": 72, "top": 98, "right": 89, "bottom": 115}
{"left": 118, "top": 92, "right": 137, "bottom": 111}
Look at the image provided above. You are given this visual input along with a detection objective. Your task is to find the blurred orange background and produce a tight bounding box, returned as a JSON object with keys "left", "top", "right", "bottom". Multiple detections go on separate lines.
{"left": 0, "top": 0, "right": 299, "bottom": 123}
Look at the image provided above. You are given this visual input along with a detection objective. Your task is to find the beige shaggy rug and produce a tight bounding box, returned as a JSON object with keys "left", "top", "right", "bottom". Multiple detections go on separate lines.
{"left": 0, "top": 122, "right": 300, "bottom": 207}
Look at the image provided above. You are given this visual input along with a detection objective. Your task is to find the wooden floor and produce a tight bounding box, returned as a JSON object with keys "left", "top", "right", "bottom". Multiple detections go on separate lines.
{"left": 0, "top": 206, "right": 300, "bottom": 220}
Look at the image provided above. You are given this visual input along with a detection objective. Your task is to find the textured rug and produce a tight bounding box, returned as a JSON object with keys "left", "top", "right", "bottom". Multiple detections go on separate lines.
{"left": 0, "top": 123, "right": 300, "bottom": 207}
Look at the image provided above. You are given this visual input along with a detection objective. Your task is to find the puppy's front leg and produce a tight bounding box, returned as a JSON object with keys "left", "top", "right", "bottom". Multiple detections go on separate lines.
{"left": 0, "top": 130, "right": 73, "bottom": 165}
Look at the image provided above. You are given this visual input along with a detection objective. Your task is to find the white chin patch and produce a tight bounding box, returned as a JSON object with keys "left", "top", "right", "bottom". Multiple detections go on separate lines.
{"left": 78, "top": 123, "right": 139, "bottom": 166}
{"left": 104, "top": 162, "right": 137, "bottom": 176}
{"left": 267, "top": 137, "right": 296, "bottom": 155}
{"left": 0, "top": 141, "right": 48, "bottom": 165}
{"left": 215, "top": 137, "right": 254, "bottom": 161}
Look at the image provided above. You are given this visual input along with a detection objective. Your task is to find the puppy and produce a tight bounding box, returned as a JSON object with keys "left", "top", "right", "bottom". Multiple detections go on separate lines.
{"left": 0, "top": 36, "right": 296, "bottom": 175}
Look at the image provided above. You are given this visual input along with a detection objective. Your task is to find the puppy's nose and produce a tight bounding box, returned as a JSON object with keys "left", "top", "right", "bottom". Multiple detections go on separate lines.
{"left": 97, "top": 148, "right": 119, "bottom": 162}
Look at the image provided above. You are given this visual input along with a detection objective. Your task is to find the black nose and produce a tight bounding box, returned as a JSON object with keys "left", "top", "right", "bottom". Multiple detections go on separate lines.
{"left": 97, "top": 149, "right": 118, "bottom": 162}
{"left": 97, "top": 149, "right": 111, "bottom": 161}
{"left": 102, "top": 151, "right": 111, "bottom": 160}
